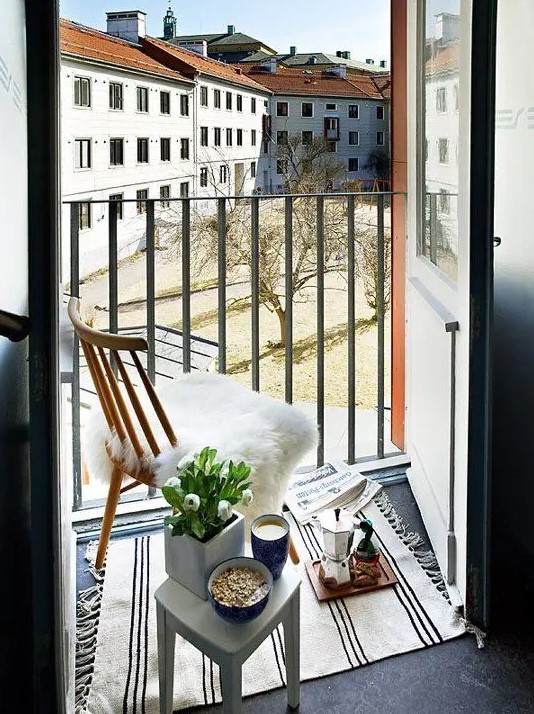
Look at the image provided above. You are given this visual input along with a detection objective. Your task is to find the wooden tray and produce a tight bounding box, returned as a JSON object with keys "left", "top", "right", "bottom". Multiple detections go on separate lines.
{"left": 305, "top": 553, "right": 398, "bottom": 602}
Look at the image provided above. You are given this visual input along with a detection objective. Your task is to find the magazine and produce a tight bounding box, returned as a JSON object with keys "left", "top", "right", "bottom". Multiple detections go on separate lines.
{"left": 285, "top": 460, "right": 381, "bottom": 524}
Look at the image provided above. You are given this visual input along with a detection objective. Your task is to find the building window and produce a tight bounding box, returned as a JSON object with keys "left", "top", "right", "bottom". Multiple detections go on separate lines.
{"left": 109, "top": 82, "right": 123, "bottom": 110}
{"left": 74, "top": 76, "right": 91, "bottom": 107}
{"left": 349, "top": 131, "right": 359, "bottom": 146}
{"left": 436, "top": 87, "right": 447, "bottom": 113}
{"left": 438, "top": 138, "right": 449, "bottom": 163}
{"left": 160, "top": 184, "right": 171, "bottom": 208}
{"left": 160, "top": 90, "right": 170, "bottom": 115}
{"left": 220, "top": 165, "right": 227, "bottom": 184}
{"left": 376, "top": 131, "right": 385, "bottom": 146}
{"left": 200, "top": 167, "right": 208, "bottom": 187}
{"left": 251, "top": 161, "right": 256, "bottom": 178}
{"left": 301, "top": 102, "right": 313, "bottom": 117}
{"left": 200, "top": 126, "right": 208, "bottom": 147}
{"left": 214, "top": 127, "right": 221, "bottom": 147}
{"left": 251, "top": 129, "right": 257, "bottom": 146}
{"left": 79, "top": 202, "right": 91, "bottom": 230}
{"left": 277, "top": 130, "right": 288, "bottom": 145}
{"left": 137, "top": 86, "right": 149, "bottom": 113}
{"left": 326, "top": 102, "right": 337, "bottom": 110}
{"left": 237, "top": 94, "right": 243, "bottom": 112}
{"left": 109, "top": 193, "right": 123, "bottom": 220}
{"left": 214, "top": 89, "right": 221, "bottom": 109}
{"left": 137, "top": 138, "right": 149, "bottom": 163}
{"left": 226, "top": 92, "right": 232, "bottom": 110}
{"left": 136, "top": 189, "right": 148, "bottom": 214}
{"left": 324, "top": 117, "right": 340, "bottom": 140}
{"left": 237, "top": 129, "right": 243, "bottom": 146}
{"left": 74, "top": 139, "right": 91, "bottom": 169}
{"left": 376, "top": 105, "right": 385, "bottom": 120}
{"left": 160, "top": 137, "right": 171, "bottom": 161}
{"left": 326, "top": 141, "right": 337, "bottom": 153}
{"left": 200, "top": 86, "right": 208, "bottom": 107}
{"left": 251, "top": 97, "right": 256, "bottom": 113}
{"left": 276, "top": 101, "right": 288, "bottom": 117}
{"left": 109, "top": 138, "right": 124, "bottom": 166}
{"left": 276, "top": 159, "right": 288, "bottom": 174}
{"left": 180, "top": 94, "right": 189, "bottom": 116}
{"left": 348, "top": 104, "right": 359, "bottom": 119}
{"left": 348, "top": 157, "right": 359, "bottom": 172}
{"left": 180, "top": 181, "right": 189, "bottom": 198}
{"left": 302, "top": 130, "right": 313, "bottom": 145}
{"left": 226, "top": 128, "right": 233, "bottom": 146}
{"left": 181, "top": 138, "right": 190, "bottom": 160}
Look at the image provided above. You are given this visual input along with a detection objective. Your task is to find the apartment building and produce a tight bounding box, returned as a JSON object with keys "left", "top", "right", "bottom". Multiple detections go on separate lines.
{"left": 61, "top": 13, "right": 271, "bottom": 276}
{"left": 242, "top": 61, "right": 390, "bottom": 191}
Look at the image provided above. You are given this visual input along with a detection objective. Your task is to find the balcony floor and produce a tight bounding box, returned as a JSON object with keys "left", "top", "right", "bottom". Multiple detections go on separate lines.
{"left": 76, "top": 482, "right": 534, "bottom": 713}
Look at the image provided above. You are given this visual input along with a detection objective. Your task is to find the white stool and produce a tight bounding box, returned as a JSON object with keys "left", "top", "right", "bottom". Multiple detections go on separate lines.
{"left": 155, "top": 566, "right": 301, "bottom": 714}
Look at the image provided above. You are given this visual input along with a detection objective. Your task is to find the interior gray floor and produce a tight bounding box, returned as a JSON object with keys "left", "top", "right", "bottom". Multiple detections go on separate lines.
{"left": 76, "top": 483, "right": 534, "bottom": 713}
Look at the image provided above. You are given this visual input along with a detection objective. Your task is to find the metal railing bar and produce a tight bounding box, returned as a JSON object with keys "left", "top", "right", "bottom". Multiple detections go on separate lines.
{"left": 62, "top": 191, "right": 405, "bottom": 205}
{"left": 251, "top": 197, "right": 260, "bottom": 392}
{"left": 182, "top": 198, "right": 191, "bottom": 373}
{"left": 146, "top": 200, "right": 156, "bottom": 384}
{"left": 108, "top": 201, "right": 118, "bottom": 376}
{"left": 429, "top": 192, "right": 438, "bottom": 264}
{"left": 316, "top": 195, "right": 325, "bottom": 466}
{"left": 347, "top": 194, "right": 356, "bottom": 465}
{"left": 285, "top": 196, "right": 293, "bottom": 404}
{"left": 377, "top": 194, "right": 385, "bottom": 458}
{"left": 70, "top": 203, "right": 82, "bottom": 510}
{"left": 217, "top": 198, "right": 227, "bottom": 374}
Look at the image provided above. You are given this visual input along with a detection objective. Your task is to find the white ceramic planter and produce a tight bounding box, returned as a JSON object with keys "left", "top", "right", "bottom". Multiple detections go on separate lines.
{"left": 164, "top": 511, "right": 245, "bottom": 600}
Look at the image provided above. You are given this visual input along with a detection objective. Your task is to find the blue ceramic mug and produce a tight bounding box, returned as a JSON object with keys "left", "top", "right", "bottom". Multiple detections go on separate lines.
{"left": 251, "top": 514, "right": 290, "bottom": 580}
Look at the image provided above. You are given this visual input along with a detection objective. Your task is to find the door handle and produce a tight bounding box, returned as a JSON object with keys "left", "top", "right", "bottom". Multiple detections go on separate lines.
{"left": 493, "top": 236, "right": 502, "bottom": 247}
{"left": 0, "top": 309, "right": 30, "bottom": 342}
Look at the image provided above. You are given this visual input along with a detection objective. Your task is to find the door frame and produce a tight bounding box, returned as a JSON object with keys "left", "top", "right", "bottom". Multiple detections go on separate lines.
{"left": 26, "top": 0, "right": 62, "bottom": 710}
{"left": 465, "top": 0, "right": 497, "bottom": 629}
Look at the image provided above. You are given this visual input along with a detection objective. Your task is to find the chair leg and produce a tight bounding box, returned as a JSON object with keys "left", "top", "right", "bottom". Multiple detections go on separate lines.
{"left": 95, "top": 464, "right": 123, "bottom": 570}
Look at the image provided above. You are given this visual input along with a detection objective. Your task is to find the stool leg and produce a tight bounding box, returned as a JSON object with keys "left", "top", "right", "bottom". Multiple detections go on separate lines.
{"left": 220, "top": 656, "right": 242, "bottom": 714}
{"left": 284, "top": 589, "right": 300, "bottom": 710}
{"left": 157, "top": 603, "right": 175, "bottom": 714}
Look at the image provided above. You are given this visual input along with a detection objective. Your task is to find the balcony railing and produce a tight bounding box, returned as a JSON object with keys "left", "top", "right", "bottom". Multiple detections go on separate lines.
{"left": 64, "top": 191, "right": 404, "bottom": 510}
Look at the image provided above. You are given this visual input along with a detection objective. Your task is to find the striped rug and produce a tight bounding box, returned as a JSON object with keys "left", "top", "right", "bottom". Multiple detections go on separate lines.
{"left": 76, "top": 492, "right": 466, "bottom": 713}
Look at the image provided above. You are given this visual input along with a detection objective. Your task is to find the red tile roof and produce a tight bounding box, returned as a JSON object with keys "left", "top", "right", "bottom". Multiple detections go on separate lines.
{"left": 141, "top": 37, "right": 271, "bottom": 93}
{"left": 239, "top": 65, "right": 389, "bottom": 100}
{"left": 60, "top": 19, "right": 192, "bottom": 83}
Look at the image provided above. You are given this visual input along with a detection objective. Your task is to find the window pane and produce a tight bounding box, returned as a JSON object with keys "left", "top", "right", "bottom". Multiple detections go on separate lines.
{"left": 421, "top": 1, "right": 460, "bottom": 281}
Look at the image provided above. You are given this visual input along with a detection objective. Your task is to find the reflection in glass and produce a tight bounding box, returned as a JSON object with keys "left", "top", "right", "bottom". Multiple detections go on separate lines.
{"left": 420, "top": 3, "right": 460, "bottom": 281}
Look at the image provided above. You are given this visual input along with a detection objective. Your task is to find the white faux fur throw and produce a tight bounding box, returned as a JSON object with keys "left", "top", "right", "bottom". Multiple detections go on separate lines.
{"left": 84, "top": 372, "right": 318, "bottom": 526}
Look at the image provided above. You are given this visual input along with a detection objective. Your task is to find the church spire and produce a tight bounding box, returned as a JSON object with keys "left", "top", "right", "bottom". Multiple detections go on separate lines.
{"left": 163, "top": 3, "right": 177, "bottom": 41}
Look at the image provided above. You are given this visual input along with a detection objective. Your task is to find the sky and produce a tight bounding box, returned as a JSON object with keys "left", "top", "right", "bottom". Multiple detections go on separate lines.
{"left": 59, "top": 0, "right": 391, "bottom": 62}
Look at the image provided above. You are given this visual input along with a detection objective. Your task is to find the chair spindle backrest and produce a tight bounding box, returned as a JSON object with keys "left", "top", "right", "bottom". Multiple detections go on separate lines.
{"left": 67, "top": 298, "right": 178, "bottom": 463}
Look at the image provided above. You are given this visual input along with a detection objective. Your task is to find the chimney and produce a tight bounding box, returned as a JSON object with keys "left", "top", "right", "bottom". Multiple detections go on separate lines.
{"left": 337, "top": 50, "right": 351, "bottom": 60}
{"left": 308, "top": 55, "right": 317, "bottom": 65}
{"left": 227, "top": 24, "right": 235, "bottom": 35}
{"left": 178, "top": 39, "right": 208, "bottom": 57}
{"left": 343, "top": 51, "right": 351, "bottom": 60}
{"left": 290, "top": 45, "right": 297, "bottom": 56}
{"left": 106, "top": 10, "right": 146, "bottom": 43}
{"left": 336, "top": 50, "right": 342, "bottom": 57}
{"left": 365, "top": 58, "right": 375, "bottom": 64}
{"left": 379, "top": 60, "right": 387, "bottom": 68}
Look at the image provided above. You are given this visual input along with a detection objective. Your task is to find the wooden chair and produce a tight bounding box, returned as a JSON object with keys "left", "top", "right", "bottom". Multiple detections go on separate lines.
{"left": 67, "top": 298, "right": 300, "bottom": 571}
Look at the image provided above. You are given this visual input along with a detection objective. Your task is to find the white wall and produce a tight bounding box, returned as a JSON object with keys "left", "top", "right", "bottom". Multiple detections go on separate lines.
{"left": 61, "top": 59, "right": 195, "bottom": 278}
{"left": 493, "top": 0, "right": 534, "bottom": 557}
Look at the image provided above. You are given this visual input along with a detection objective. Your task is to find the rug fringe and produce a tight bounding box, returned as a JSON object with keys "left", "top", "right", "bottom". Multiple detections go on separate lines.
{"left": 75, "top": 541, "right": 106, "bottom": 713}
{"left": 451, "top": 606, "right": 487, "bottom": 649}
{"left": 372, "top": 491, "right": 450, "bottom": 602}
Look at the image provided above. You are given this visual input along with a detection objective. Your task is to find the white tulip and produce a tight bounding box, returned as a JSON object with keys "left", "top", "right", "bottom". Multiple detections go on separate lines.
{"left": 217, "top": 499, "right": 233, "bottom": 522}
{"left": 165, "top": 476, "right": 181, "bottom": 490}
{"left": 178, "top": 452, "right": 195, "bottom": 469}
{"left": 241, "top": 489, "right": 253, "bottom": 506}
{"left": 183, "top": 493, "right": 200, "bottom": 512}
